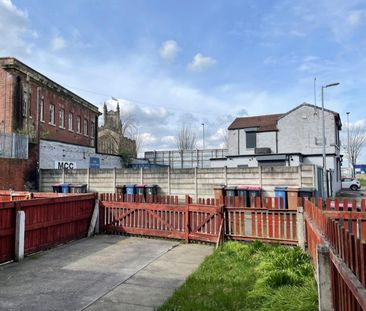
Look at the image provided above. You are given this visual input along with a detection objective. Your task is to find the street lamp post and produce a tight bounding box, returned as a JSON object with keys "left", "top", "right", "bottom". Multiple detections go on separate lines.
{"left": 321, "top": 82, "right": 340, "bottom": 198}
{"left": 201, "top": 123, "right": 205, "bottom": 168}
{"left": 346, "top": 112, "right": 351, "bottom": 177}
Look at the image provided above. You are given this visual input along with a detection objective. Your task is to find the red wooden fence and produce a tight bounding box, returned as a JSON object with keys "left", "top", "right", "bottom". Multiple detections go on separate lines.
{"left": 99, "top": 194, "right": 296, "bottom": 245}
{"left": 0, "top": 192, "right": 96, "bottom": 263}
{"left": 0, "top": 201, "right": 16, "bottom": 262}
{"left": 304, "top": 198, "right": 366, "bottom": 310}
{"left": 100, "top": 194, "right": 223, "bottom": 243}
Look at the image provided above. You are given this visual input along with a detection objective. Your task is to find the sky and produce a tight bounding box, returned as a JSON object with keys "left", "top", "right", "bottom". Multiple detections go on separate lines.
{"left": 1, "top": 0, "right": 366, "bottom": 160}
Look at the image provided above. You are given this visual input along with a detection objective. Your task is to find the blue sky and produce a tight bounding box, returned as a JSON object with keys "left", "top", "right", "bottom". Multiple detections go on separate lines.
{"left": 1, "top": 0, "right": 366, "bottom": 160}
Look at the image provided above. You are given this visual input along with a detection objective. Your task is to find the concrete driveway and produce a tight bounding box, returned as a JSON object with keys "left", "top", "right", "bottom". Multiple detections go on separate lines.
{"left": 0, "top": 236, "right": 213, "bottom": 311}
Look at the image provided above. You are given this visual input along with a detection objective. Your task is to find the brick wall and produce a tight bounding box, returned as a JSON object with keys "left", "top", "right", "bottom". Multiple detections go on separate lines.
{"left": 0, "top": 58, "right": 99, "bottom": 148}
{"left": 0, "top": 144, "right": 38, "bottom": 191}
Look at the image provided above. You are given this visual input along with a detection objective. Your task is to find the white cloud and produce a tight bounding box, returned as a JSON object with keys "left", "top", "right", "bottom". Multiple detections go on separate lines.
{"left": 347, "top": 10, "right": 364, "bottom": 26}
{"left": 159, "top": 40, "right": 180, "bottom": 62}
{"left": 140, "top": 133, "right": 157, "bottom": 145}
{"left": 50, "top": 34, "right": 66, "bottom": 51}
{"left": 161, "top": 136, "right": 176, "bottom": 144}
{"left": 0, "top": 0, "right": 33, "bottom": 55}
{"left": 187, "top": 53, "right": 217, "bottom": 72}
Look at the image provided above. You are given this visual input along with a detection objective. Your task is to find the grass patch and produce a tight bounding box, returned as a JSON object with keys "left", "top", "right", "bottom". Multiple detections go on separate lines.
{"left": 158, "top": 241, "right": 318, "bottom": 311}
{"left": 359, "top": 179, "right": 366, "bottom": 187}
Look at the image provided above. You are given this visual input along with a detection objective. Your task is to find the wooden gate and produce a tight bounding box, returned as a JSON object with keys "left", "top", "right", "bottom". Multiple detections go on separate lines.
{"left": 100, "top": 195, "right": 223, "bottom": 243}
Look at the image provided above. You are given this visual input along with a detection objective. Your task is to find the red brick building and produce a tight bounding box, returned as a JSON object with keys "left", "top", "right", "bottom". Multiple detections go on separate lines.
{"left": 0, "top": 57, "right": 101, "bottom": 190}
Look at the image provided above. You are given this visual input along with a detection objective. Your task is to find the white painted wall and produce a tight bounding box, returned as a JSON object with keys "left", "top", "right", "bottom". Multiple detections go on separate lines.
{"left": 39, "top": 140, "right": 123, "bottom": 169}
{"left": 257, "top": 131, "right": 277, "bottom": 152}
{"left": 277, "top": 105, "right": 339, "bottom": 155}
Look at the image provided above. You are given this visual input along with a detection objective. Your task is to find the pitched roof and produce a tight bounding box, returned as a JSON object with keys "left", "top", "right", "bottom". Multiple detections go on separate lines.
{"left": 279, "top": 102, "right": 340, "bottom": 119}
{"left": 279, "top": 102, "right": 342, "bottom": 129}
{"left": 228, "top": 113, "right": 284, "bottom": 132}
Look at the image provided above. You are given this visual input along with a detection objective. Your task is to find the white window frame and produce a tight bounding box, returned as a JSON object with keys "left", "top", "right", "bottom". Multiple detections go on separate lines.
{"left": 84, "top": 119, "right": 88, "bottom": 136}
{"left": 68, "top": 112, "right": 73, "bottom": 131}
{"left": 49, "top": 104, "right": 55, "bottom": 125}
{"left": 76, "top": 116, "right": 81, "bottom": 134}
{"left": 59, "top": 108, "right": 65, "bottom": 128}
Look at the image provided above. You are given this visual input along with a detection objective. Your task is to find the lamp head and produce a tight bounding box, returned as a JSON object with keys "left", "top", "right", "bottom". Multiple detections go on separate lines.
{"left": 325, "top": 82, "right": 340, "bottom": 88}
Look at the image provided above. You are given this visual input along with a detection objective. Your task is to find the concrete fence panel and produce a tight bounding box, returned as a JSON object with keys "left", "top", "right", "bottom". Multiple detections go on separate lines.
{"left": 41, "top": 165, "right": 316, "bottom": 199}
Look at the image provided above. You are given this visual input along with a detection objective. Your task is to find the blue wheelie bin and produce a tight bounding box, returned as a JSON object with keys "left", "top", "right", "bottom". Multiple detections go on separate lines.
{"left": 274, "top": 186, "right": 287, "bottom": 209}
{"left": 60, "top": 183, "right": 70, "bottom": 193}
{"left": 125, "top": 184, "right": 136, "bottom": 201}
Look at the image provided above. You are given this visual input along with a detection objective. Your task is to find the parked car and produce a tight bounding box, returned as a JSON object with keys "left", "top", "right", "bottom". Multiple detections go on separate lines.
{"left": 341, "top": 178, "right": 361, "bottom": 191}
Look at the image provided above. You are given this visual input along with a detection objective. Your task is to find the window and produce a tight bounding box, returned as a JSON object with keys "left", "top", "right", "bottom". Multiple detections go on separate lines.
{"left": 84, "top": 119, "right": 88, "bottom": 136}
{"left": 40, "top": 97, "right": 44, "bottom": 122}
{"left": 76, "top": 116, "right": 81, "bottom": 133}
{"left": 68, "top": 112, "right": 73, "bottom": 131}
{"left": 91, "top": 121, "right": 95, "bottom": 138}
{"left": 246, "top": 131, "right": 256, "bottom": 149}
{"left": 59, "top": 109, "right": 65, "bottom": 128}
{"left": 49, "top": 104, "right": 55, "bottom": 125}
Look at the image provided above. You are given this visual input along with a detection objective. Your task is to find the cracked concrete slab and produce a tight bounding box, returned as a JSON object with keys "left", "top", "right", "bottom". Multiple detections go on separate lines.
{"left": 0, "top": 235, "right": 213, "bottom": 311}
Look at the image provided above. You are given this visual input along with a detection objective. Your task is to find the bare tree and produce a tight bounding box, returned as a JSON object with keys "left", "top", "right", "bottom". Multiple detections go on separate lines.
{"left": 127, "top": 123, "right": 143, "bottom": 156}
{"left": 120, "top": 111, "right": 136, "bottom": 138}
{"left": 175, "top": 123, "right": 197, "bottom": 150}
{"left": 345, "top": 125, "right": 366, "bottom": 176}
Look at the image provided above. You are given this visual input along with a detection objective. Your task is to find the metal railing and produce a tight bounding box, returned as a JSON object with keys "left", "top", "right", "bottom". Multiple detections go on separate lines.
{"left": 144, "top": 149, "right": 228, "bottom": 168}
{"left": 0, "top": 132, "right": 28, "bottom": 159}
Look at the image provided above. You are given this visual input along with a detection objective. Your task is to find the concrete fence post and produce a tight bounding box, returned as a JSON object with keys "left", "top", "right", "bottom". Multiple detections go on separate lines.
{"left": 15, "top": 211, "right": 25, "bottom": 262}
{"left": 298, "top": 165, "right": 302, "bottom": 187}
{"left": 88, "top": 199, "right": 100, "bottom": 237}
{"left": 296, "top": 206, "right": 306, "bottom": 250}
{"left": 113, "top": 168, "right": 117, "bottom": 192}
{"left": 224, "top": 166, "right": 228, "bottom": 185}
{"left": 87, "top": 168, "right": 90, "bottom": 192}
{"left": 167, "top": 166, "right": 171, "bottom": 195}
{"left": 194, "top": 167, "right": 198, "bottom": 203}
{"left": 317, "top": 245, "right": 334, "bottom": 311}
{"left": 259, "top": 166, "right": 262, "bottom": 187}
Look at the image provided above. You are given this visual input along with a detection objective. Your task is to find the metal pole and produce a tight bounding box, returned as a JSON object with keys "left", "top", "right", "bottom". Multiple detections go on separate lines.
{"left": 321, "top": 86, "right": 327, "bottom": 198}
{"left": 347, "top": 112, "right": 351, "bottom": 177}
{"left": 201, "top": 123, "right": 205, "bottom": 168}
